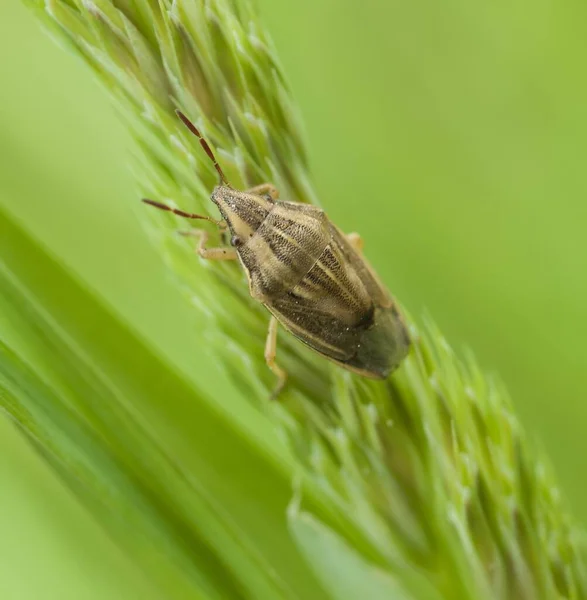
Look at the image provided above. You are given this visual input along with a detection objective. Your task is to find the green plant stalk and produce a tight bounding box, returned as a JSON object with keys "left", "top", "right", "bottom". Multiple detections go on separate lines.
{"left": 0, "top": 212, "right": 322, "bottom": 599}
{"left": 4, "top": 0, "right": 586, "bottom": 598}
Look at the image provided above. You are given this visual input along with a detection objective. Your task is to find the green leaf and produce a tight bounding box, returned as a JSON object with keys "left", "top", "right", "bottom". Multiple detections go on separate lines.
{"left": 0, "top": 207, "right": 328, "bottom": 600}
{"left": 288, "top": 497, "right": 443, "bottom": 600}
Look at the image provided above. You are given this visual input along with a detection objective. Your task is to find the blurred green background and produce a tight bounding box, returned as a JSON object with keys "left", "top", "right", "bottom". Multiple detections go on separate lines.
{"left": 2, "top": 0, "right": 587, "bottom": 596}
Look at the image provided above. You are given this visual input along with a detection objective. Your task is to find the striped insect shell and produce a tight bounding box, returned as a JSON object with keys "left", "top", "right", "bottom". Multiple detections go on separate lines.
{"left": 211, "top": 184, "right": 411, "bottom": 379}
{"left": 144, "top": 111, "right": 410, "bottom": 393}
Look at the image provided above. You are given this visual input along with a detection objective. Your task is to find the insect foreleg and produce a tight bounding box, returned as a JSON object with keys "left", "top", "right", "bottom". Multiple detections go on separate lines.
{"left": 265, "top": 316, "right": 287, "bottom": 399}
{"left": 179, "top": 230, "right": 237, "bottom": 261}
{"left": 346, "top": 232, "right": 364, "bottom": 252}
{"left": 246, "top": 183, "right": 280, "bottom": 201}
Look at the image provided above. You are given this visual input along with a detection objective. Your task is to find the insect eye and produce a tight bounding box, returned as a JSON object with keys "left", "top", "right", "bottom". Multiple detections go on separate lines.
{"left": 231, "top": 235, "right": 242, "bottom": 247}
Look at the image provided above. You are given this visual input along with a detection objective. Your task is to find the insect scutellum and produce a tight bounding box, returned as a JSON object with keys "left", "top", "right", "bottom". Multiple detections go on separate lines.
{"left": 143, "top": 110, "right": 411, "bottom": 399}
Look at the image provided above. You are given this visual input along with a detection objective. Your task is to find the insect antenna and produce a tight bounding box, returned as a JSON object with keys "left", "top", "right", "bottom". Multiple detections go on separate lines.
{"left": 142, "top": 199, "right": 223, "bottom": 226}
{"left": 176, "top": 110, "right": 229, "bottom": 186}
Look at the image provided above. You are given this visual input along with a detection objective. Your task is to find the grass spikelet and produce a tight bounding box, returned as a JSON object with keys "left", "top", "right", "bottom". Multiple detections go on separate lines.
{"left": 2, "top": 0, "right": 586, "bottom": 597}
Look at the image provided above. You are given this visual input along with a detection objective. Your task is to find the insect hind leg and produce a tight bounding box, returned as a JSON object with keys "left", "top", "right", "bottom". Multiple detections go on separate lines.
{"left": 346, "top": 232, "right": 364, "bottom": 252}
{"left": 265, "top": 316, "right": 287, "bottom": 399}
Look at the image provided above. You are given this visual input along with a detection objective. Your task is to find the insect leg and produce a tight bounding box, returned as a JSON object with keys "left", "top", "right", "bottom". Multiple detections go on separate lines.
{"left": 264, "top": 316, "right": 287, "bottom": 400}
{"left": 346, "top": 232, "right": 364, "bottom": 252}
{"left": 179, "top": 230, "right": 237, "bottom": 261}
{"left": 246, "top": 183, "right": 280, "bottom": 201}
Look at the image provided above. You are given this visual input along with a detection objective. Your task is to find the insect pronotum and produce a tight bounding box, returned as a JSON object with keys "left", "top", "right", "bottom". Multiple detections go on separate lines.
{"left": 143, "top": 111, "right": 411, "bottom": 398}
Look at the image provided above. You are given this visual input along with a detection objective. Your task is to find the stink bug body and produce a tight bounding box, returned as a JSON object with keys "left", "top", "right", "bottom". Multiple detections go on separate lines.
{"left": 144, "top": 111, "right": 410, "bottom": 397}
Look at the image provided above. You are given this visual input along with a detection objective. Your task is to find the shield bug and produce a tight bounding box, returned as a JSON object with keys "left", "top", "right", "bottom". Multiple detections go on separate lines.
{"left": 143, "top": 110, "right": 410, "bottom": 397}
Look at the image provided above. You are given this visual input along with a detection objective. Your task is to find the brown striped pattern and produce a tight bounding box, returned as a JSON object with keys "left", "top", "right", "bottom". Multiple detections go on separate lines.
{"left": 267, "top": 240, "right": 376, "bottom": 361}
{"left": 240, "top": 202, "right": 330, "bottom": 299}
{"left": 211, "top": 187, "right": 273, "bottom": 240}
{"left": 296, "top": 244, "right": 373, "bottom": 324}
{"left": 210, "top": 185, "right": 409, "bottom": 375}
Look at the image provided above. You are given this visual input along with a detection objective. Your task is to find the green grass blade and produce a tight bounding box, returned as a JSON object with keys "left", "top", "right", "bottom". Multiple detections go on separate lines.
{"left": 0, "top": 207, "right": 329, "bottom": 599}
{"left": 288, "top": 498, "right": 444, "bottom": 600}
